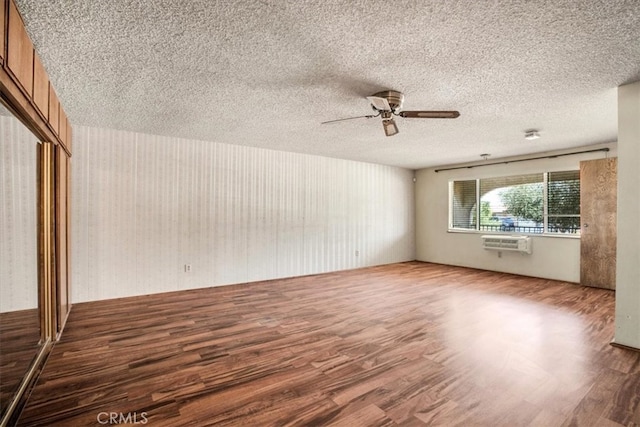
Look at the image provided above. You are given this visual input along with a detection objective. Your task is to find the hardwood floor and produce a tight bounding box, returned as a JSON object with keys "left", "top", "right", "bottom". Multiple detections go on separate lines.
{"left": 0, "top": 308, "right": 41, "bottom": 415}
{"left": 17, "top": 262, "right": 640, "bottom": 426}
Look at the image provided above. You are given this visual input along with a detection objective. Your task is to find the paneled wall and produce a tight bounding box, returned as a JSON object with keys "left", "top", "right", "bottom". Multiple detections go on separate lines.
{"left": 415, "top": 143, "right": 616, "bottom": 283}
{"left": 72, "top": 126, "right": 416, "bottom": 302}
{"left": 0, "top": 114, "right": 37, "bottom": 311}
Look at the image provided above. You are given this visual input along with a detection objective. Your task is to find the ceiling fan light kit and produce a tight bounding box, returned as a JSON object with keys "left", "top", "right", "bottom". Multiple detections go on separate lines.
{"left": 383, "top": 119, "right": 399, "bottom": 137}
{"left": 322, "top": 90, "right": 460, "bottom": 137}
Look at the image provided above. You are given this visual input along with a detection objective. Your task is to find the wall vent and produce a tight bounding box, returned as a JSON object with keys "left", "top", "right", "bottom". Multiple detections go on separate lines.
{"left": 481, "top": 235, "right": 532, "bottom": 254}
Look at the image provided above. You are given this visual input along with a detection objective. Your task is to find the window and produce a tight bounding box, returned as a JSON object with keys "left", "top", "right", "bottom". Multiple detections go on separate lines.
{"left": 449, "top": 171, "right": 580, "bottom": 235}
{"left": 547, "top": 170, "right": 580, "bottom": 233}
{"left": 451, "top": 180, "right": 477, "bottom": 230}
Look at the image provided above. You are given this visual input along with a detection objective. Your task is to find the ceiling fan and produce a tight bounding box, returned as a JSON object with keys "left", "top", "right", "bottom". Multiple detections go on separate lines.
{"left": 321, "top": 90, "right": 460, "bottom": 137}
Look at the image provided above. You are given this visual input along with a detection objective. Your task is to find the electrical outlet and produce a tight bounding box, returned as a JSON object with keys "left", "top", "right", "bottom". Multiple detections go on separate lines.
{"left": 355, "top": 250, "right": 360, "bottom": 256}
{"left": 184, "top": 264, "right": 192, "bottom": 273}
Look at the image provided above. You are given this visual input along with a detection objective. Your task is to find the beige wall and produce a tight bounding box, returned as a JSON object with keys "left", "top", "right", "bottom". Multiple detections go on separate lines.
{"left": 415, "top": 143, "right": 616, "bottom": 283}
{"left": 71, "top": 126, "right": 416, "bottom": 302}
{"left": 615, "top": 81, "right": 640, "bottom": 349}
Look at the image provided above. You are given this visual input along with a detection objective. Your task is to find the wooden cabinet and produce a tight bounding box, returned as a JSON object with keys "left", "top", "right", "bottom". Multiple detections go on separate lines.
{"left": 49, "top": 84, "right": 59, "bottom": 135}
{"left": 33, "top": 52, "right": 49, "bottom": 117}
{"left": 2, "top": 0, "right": 71, "bottom": 153}
{"left": 1, "top": 3, "right": 74, "bottom": 422}
{"left": 59, "top": 107, "right": 67, "bottom": 145}
{"left": 66, "top": 116, "right": 72, "bottom": 152}
{"left": 7, "top": 0, "right": 33, "bottom": 96}
{"left": 1, "top": 0, "right": 6, "bottom": 63}
{"left": 56, "top": 101, "right": 72, "bottom": 153}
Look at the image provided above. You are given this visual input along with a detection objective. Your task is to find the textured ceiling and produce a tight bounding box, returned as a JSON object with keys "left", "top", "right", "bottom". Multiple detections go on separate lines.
{"left": 15, "top": 0, "right": 640, "bottom": 169}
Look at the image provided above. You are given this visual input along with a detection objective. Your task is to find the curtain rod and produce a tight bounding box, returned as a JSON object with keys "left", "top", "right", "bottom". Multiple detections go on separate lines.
{"left": 434, "top": 147, "right": 610, "bottom": 173}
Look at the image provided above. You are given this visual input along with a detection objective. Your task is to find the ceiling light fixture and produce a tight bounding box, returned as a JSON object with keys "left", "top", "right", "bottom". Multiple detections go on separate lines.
{"left": 524, "top": 130, "right": 540, "bottom": 140}
{"left": 382, "top": 118, "right": 399, "bottom": 137}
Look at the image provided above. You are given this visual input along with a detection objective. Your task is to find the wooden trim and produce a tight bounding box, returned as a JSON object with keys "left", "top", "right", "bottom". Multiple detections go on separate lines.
{"left": 611, "top": 340, "right": 640, "bottom": 353}
{"left": 54, "top": 145, "right": 71, "bottom": 338}
{"left": 41, "top": 142, "right": 55, "bottom": 339}
{"left": 66, "top": 155, "right": 71, "bottom": 317}
{"left": 0, "top": 73, "right": 53, "bottom": 141}
{"left": 36, "top": 141, "right": 45, "bottom": 343}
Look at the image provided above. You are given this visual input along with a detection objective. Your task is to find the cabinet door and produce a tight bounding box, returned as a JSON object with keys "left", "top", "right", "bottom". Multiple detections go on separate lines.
{"left": 49, "top": 84, "right": 59, "bottom": 135}
{"left": 7, "top": 0, "right": 34, "bottom": 96}
{"left": 59, "top": 107, "right": 67, "bottom": 145}
{"left": 33, "top": 53, "right": 50, "bottom": 117}
{"left": 1, "top": 0, "right": 6, "bottom": 63}
{"left": 580, "top": 158, "right": 617, "bottom": 289}
{"left": 66, "top": 116, "right": 72, "bottom": 153}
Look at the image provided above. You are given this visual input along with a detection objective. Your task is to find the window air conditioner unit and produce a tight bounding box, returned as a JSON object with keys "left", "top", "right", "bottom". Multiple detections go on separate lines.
{"left": 481, "top": 235, "right": 532, "bottom": 254}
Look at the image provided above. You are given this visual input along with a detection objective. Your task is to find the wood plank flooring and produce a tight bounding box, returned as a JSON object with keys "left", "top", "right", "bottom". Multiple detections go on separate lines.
{"left": 0, "top": 308, "right": 41, "bottom": 415}
{"left": 17, "top": 262, "right": 640, "bottom": 426}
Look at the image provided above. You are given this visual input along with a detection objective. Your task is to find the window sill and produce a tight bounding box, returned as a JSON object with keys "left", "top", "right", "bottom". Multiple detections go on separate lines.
{"left": 447, "top": 229, "right": 581, "bottom": 239}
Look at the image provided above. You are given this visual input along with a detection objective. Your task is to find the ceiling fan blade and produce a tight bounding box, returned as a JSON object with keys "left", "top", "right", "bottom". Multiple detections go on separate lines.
{"left": 399, "top": 110, "right": 460, "bottom": 119}
{"left": 321, "top": 114, "right": 378, "bottom": 124}
{"left": 366, "top": 96, "right": 392, "bottom": 111}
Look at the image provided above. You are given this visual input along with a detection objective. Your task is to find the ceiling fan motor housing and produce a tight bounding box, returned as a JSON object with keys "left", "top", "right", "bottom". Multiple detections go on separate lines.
{"left": 371, "top": 90, "right": 404, "bottom": 112}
